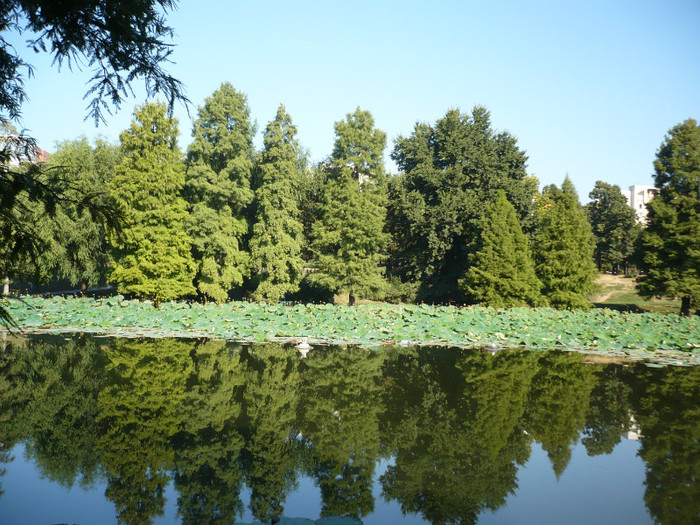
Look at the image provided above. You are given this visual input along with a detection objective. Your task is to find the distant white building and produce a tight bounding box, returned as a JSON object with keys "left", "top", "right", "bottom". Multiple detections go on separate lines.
{"left": 620, "top": 184, "right": 658, "bottom": 223}
{"left": 0, "top": 134, "right": 50, "bottom": 166}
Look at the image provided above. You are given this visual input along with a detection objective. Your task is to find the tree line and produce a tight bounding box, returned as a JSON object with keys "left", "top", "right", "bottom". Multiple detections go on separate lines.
{"left": 3, "top": 83, "right": 698, "bottom": 313}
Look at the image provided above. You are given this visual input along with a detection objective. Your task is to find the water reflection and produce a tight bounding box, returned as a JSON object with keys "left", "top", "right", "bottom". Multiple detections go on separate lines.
{"left": 0, "top": 335, "right": 698, "bottom": 524}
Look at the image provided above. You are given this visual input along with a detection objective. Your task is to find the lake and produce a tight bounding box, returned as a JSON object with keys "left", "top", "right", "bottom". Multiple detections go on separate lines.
{"left": 0, "top": 335, "right": 697, "bottom": 524}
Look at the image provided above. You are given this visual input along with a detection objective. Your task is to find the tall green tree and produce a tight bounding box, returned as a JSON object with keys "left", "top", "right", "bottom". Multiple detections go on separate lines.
{"left": 388, "top": 107, "right": 537, "bottom": 302}
{"left": 109, "top": 102, "right": 196, "bottom": 305}
{"left": 638, "top": 119, "right": 700, "bottom": 316}
{"left": 586, "top": 180, "right": 640, "bottom": 273}
{"left": 459, "top": 190, "right": 542, "bottom": 306}
{"left": 309, "top": 108, "right": 388, "bottom": 305}
{"left": 44, "top": 138, "right": 122, "bottom": 294}
{"left": 533, "top": 177, "right": 598, "bottom": 309}
{"left": 184, "top": 83, "right": 256, "bottom": 302}
{"left": 249, "top": 105, "right": 306, "bottom": 302}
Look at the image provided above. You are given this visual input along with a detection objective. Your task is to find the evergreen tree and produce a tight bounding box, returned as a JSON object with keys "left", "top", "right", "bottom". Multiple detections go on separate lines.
{"left": 459, "top": 190, "right": 542, "bottom": 306}
{"left": 638, "top": 119, "right": 700, "bottom": 316}
{"left": 388, "top": 107, "right": 538, "bottom": 302}
{"left": 44, "top": 138, "right": 122, "bottom": 294}
{"left": 109, "top": 102, "right": 196, "bottom": 305}
{"left": 249, "top": 105, "right": 306, "bottom": 302}
{"left": 586, "top": 180, "right": 640, "bottom": 273}
{"left": 533, "top": 177, "right": 598, "bottom": 309}
{"left": 310, "top": 108, "right": 388, "bottom": 305}
{"left": 184, "top": 83, "right": 256, "bottom": 302}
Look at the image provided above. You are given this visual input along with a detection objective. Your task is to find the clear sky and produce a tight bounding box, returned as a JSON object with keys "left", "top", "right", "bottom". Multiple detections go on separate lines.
{"left": 7, "top": 0, "right": 700, "bottom": 200}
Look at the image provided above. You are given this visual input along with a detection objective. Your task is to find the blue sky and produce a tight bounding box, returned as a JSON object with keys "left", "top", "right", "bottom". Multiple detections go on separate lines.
{"left": 8, "top": 0, "right": 700, "bottom": 200}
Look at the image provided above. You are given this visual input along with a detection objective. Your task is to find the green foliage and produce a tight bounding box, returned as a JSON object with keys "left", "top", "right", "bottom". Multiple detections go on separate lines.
{"left": 0, "top": 0, "right": 187, "bottom": 124}
{"left": 309, "top": 109, "right": 389, "bottom": 304}
{"left": 533, "top": 177, "right": 598, "bottom": 309}
{"left": 387, "top": 107, "right": 537, "bottom": 302}
{"left": 586, "top": 180, "right": 640, "bottom": 273}
{"left": 459, "top": 191, "right": 542, "bottom": 307}
{"left": 6, "top": 296, "right": 700, "bottom": 362}
{"left": 109, "top": 102, "right": 196, "bottom": 305}
{"left": 43, "top": 137, "right": 122, "bottom": 292}
{"left": 249, "top": 105, "right": 306, "bottom": 303}
{"left": 184, "top": 83, "right": 256, "bottom": 302}
{"left": 638, "top": 119, "right": 700, "bottom": 316}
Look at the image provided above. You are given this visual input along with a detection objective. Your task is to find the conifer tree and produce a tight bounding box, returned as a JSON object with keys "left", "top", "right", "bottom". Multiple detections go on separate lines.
{"left": 533, "top": 177, "right": 598, "bottom": 309}
{"left": 249, "top": 105, "right": 306, "bottom": 302}
{"left": 459, "top": 191, "right": 542, "bottom": 306}
{"left": 310, "top": 109, "right": 388, "bottom": 305}
{"left": 638, "top": 119, "right": 700, "bottom": 316}
{"left": 184, "top": 83, "right": 255, "bottom": 302}
{"left": 109, "top": 102, "right": 195, "bottom": 305}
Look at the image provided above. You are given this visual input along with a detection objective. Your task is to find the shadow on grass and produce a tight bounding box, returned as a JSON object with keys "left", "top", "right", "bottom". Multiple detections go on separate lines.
{"left": 593, "top": 302, "right": 648, "bottom": 313}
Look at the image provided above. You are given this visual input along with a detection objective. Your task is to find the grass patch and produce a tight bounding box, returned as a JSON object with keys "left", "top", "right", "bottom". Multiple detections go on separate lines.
{"left": 593, "top": 274, "right": 681, "bottom": 314}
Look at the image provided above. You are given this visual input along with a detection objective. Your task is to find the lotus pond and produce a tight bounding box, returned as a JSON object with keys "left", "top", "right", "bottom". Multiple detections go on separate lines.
{"left": 5, "top": 296, "right": 700, "bottom": 365}
{"left": 0, "top": 334, "right": 698, "bottom": 525}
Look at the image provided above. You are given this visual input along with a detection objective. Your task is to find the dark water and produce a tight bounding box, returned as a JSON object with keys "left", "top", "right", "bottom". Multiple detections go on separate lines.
{"left": 0, "top": 335, "right": 697, "bottom": 525}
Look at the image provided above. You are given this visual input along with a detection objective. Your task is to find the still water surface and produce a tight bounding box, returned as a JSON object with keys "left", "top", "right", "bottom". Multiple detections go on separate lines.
{"left": 0, "top": 335, "right": 697, "bottom": 524}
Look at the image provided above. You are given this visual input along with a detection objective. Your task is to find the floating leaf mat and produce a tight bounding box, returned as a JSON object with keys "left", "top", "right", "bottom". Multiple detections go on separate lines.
{"left": 5, "top": 296, "right": 700, "bottom": 365}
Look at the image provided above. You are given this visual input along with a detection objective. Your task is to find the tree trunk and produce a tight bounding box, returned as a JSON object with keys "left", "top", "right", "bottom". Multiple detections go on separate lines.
{"left": 81, "top": 279, "right": 88, "bottom": 297}
{"left": 680, "top": 296, "right": 691, "bottom": 317}
{"left": 348, "top": 293, "right": 356, "bottom": 306}
{"left": 2, "top": 276, "right": 8, "bottom": 296}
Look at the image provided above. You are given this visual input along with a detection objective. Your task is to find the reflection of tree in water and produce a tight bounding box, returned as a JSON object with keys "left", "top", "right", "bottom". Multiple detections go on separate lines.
{"left": 582, "top": 364, "right": 633, "bottom": 456}
{"left": 631, "top": 365, "right": 700, "bottom": 525}
{"left": 1, "top": 334, "right": 698, "bottom": 525}
{"left": 524, "top": 351, "right": 597, "bottom": 478}
{"left": 96, "top": 338, "right": 193, "bottom": 525}
{"left": 239, "top": 343, "right": 302, "bottom": 522}
{"left": 173, "top": 340, "right": 247, "bottom": 525}
{"left": 0, "top": 335, "right": 105, "bottom": 492}
{"left": 380, "top": 347, "right": 539, "bottom": 524}
{"left": 298, "top": 345, "right": 384, "bottom": 518}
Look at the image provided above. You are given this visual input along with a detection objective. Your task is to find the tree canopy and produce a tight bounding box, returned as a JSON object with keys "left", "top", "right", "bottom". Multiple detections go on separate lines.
{"left": 459, "top": 190, "right": 542, "bottom": 307}
{"left": 309, "top": 108, "right": 388, "bottom": 305}
{"left": 638, "top": 118, "right": 700, "bottom": 316}
{"left": 586, "top": 180, "right": 639, "bottom": 274}
{"left": 0, "top": 0, "right": 187, "bottom": 125}
{"left": 109, "top": 101, "right": 196, "bottom": 305}
{"left": 249, "top": 105, "right": 306, "bottom": 303}
{"left": 184, "top": 83, "right": 256, "bottom": 302}
{"left": 533, "top": 177, "right": 598, "bottom": 309}
{"left": 387, "top": 106, "right": 537, "bottom": 302}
